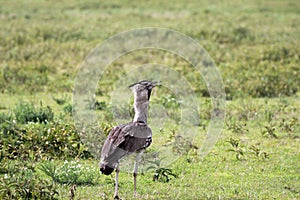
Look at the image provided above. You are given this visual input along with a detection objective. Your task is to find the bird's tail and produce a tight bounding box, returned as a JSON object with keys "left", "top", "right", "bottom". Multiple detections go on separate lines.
{"left": 99, "top": 162, "right": 115, "bottom": 175}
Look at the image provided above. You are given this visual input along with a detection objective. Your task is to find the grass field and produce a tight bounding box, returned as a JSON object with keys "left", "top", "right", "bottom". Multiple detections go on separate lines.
{"left": 0, "top": 0, "right": 299, "bottom": 199}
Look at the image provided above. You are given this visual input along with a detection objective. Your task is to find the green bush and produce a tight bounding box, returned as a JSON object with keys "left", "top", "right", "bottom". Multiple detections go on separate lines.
{"left": 0, "top": 112, "right": 12, "bottom": 124}
{"left": 13, "top": 101, "right": 54, "bottom": 124}
{"left": 39, "top": 160, "right": 100, "bottom": 185}
{"left": 2, "top": 66, "right": 49, "bottom": 93}
{"left": 147, "top": 159, "right": 177, "bottom": 183}
{"left": 0, "top": 121, "right": 91, "bottom": 160}
{"left": 223, "top": 63, "right": 299, "bottom": 98}
{"left": 63, "top": 103, "right": 73, "bottom": 115}
{"left": 245, "top": 66, "right": 298, "bottom": 97}
{"left": 0, "top": 160, "right": 58, "bottom": 199}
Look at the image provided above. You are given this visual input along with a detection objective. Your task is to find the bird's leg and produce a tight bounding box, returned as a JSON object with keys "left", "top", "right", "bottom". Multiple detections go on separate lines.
{"left": 133, "top": 150, "right": 144, "bottom": 197}
{"left": 114, "top": 163, "right": 120, "bottom": 199}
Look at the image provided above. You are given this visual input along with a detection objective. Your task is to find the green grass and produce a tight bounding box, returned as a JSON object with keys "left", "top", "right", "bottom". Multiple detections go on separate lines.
{"left": 1, "top": 97, "right": 299, "bottom": 199}
{"left": 0, "top": 0, "right": 300, "bottom": 199}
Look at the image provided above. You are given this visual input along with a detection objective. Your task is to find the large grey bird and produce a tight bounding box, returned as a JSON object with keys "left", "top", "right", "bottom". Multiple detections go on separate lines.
{"left": 99, "top": 80, "right": 159, "bottom": 199}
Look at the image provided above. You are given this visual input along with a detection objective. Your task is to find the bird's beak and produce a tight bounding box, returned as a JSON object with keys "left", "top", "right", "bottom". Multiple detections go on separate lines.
{"left": 128, "top": 82, "right": 136, "bottom": 89}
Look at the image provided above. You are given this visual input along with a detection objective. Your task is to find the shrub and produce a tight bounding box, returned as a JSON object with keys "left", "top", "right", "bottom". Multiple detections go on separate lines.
{"left": 226, "top": 120, "right": 249, "bottom": 135}
{"left": 147, "top": 159, "right": 177, "bottom": 183}
{"left": 0, "top": 160, "right": 58, "bottom": 199}
{"left": 158, "top": 94, "right": 181, "bottom": 109}
{"left": 223, "top": 63, "right": 299, "bottom": 98}
{"left": 52, "top": 95, "right": 69, "bottom": 105}
{"left": 39, "top": 160, "right": 100, "bottom": 185}
{"left": 63, "top": 103, "right": 73, "bottom": 115}
{"left": 226, "top": 138, "right": 270, "bottom": 161}
{"left": 13, "top": 101, "right": 54, "bottom": 124}
{"left": 226, "top": 138, "right": 246, "bottom": 160}
{"left": 2, "top": 66, "right": 49, "bottom": 93}
{"left": 0, "top": 112, "right": 12, "bottom": 124}
{"left": 0, "top": 121, "right": 91, "bottom": 160}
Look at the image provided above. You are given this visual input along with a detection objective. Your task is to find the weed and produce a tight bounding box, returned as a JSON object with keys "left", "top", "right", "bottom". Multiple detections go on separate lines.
{"left": 52, "top": 95, "right": 69, "bottom": 105}
{"left": 153, "top": 168, "right": 177, "bottom": 183}
{"left": 158, "top": 94, "right": 181, "bottom": 109}
{"left": 94, "top": 101, "right": 107, "bottom": 110}
{"left": 0, "top": 121, "right": 91, "bottom": 160}
{"left": 39, "top": 160, "right": 99, "bottom": 185}
{"left": 13, "top": 101, "right": 54, "bottom": 124}
{"left": 84, "top": 96, "right": 107, "bottom": 110}
{"left": 264, "top": 108, "right": 275, "bottom": 123}
{"left": 63, "top": 103, "right": 73, "bottom": 115}
{"left": 226, "top": 120, "right": 249, "bottom": 135}
{"left": 0, "top": 112, "right": 12, "bottom": 124}
{"left": 165, "top": 128, "right": 197, "bottom": 155}
{"left": 2, "top": 66, "right": 49, "bottom": 93}
{"left": 0, "top": 160, "right": 58, "bottom": 199}
{"left": 100, "top": 122, "right": 115, "bottom": 136}
{"left": 249, "top": 145, "right": 270, "bottom": 160}
{"left": 153, "top": 94, "right": 181, "bottom": 122}
{"left": 279, "top": 117, "right": 298, "bottom": 133}
{"left": 147, "top": 159, "right": 177, "bottom": 183}
{"left": 226, "top": 138, "right": 246, "bottom": 160}
{"left": 261, "top": 124, "right": 278, "bottom": 139}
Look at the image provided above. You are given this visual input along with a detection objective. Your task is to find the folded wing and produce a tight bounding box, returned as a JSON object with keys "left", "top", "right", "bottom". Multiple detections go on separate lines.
{"left": 100, "top": 122, "right": 152, "bottom": 175}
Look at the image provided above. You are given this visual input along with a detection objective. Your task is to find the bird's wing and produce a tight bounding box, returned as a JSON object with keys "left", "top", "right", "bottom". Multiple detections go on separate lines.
{"left": 118, "top": 122, "right": 152, "bottom": 152}
{"left": 100, "top": 122, "right": 152, "bottom": 167}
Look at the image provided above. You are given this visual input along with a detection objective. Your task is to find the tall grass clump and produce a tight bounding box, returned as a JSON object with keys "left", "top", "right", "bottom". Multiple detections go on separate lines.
{"left": 13, "top": 101, "right": 54, "bottom": 124}
{"left": 0, "top": 160, "right": 58, "bottom": 199}
{"left": 39, "top": 160, "right": 100, "bottom": 185}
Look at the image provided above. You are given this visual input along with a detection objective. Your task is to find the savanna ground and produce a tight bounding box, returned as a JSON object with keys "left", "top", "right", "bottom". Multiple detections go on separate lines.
{"left": 0, "top": 0, "right": 299, "bottom": 199}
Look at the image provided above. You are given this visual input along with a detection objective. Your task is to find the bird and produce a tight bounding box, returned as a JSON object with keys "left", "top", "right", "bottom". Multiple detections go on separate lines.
{"left": 99, "top": 80, "right": 160, "bottom": 199}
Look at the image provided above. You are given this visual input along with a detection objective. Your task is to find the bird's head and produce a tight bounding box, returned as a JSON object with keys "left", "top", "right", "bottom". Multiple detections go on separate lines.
{"left": 129, "top": 80, "right": 161, "bottom": 101}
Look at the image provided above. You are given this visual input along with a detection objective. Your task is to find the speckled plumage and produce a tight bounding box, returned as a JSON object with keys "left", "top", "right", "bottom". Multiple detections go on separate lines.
{"left": 100, "top": 121, "right": 152, "bottom": 175}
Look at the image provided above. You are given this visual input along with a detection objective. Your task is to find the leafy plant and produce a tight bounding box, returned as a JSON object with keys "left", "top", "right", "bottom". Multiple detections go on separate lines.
{"left": 165, "top": 128, "right": 197, "bottom": 155}
{"left": 154, "top": 94, "right": 181, "bottom": 122}
{"left": 13, "top": 101, "right": 54, "bottom": 124}
{"left": 0, "top": 112, "right": 12, "bottom": 124}
{"left": 226, "top": 138, "right": 246, "bottom": 160}
{"left": 100, "top": 122, "right": 115, "bottom": 136}
{"left": 264, "top": 107, "right": 275, "bottom": 123}
{"left": 0, "top": 121, "right": 91, "bottom": 160}
{"left": 261, "top": 124, "right": 278, "bottom": 139}
{"left": 249, "top": 145, "right": 270, "bottom": 160}
{"left": 159, "top": 94, "right": 181, "bottom": 109}
{"left": 84, "top": 97, "right": 107, "bottom": 110}
{"left": 153, "top": 168, "right": 177, "bottom": 183}
{"left": 52, "top": 94, "right": 69, "bottom": 105}
{"left": 279, "top": 117, "right": 298, "bottom": 133}
{"left": 2, "top": 66, "right": 49, "bottom": 93}
{"left": 63, "top": 103, "right": 73, "bottom": 115}
{"left": 226, "top": 120, "right": 249, "bottom": 134}
{"left": 147, "top": 159, "right": 177, "bottom": 183}
{"left": 39, "top": 160, "right": 99, "bottom": 185}
{"left": 0, "top": 160, "right": 58, "bottom": 199}
{"left": 94, "top": 100, "right": 107, "bottom": 110}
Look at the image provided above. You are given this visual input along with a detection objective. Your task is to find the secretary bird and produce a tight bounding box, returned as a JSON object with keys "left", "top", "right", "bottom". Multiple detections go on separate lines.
{"left": 99, "top": 80, "right": 160, "bottom": 199}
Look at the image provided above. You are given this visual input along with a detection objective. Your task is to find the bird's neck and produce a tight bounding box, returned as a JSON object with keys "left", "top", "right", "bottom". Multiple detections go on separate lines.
{"left": 133, "top": 100, "right": 149, "bottom": 124}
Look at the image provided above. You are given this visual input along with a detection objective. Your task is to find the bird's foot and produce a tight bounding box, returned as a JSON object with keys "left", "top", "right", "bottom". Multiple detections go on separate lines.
{"left": 114, "top": 195, "right": 121, "bottom": 200}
